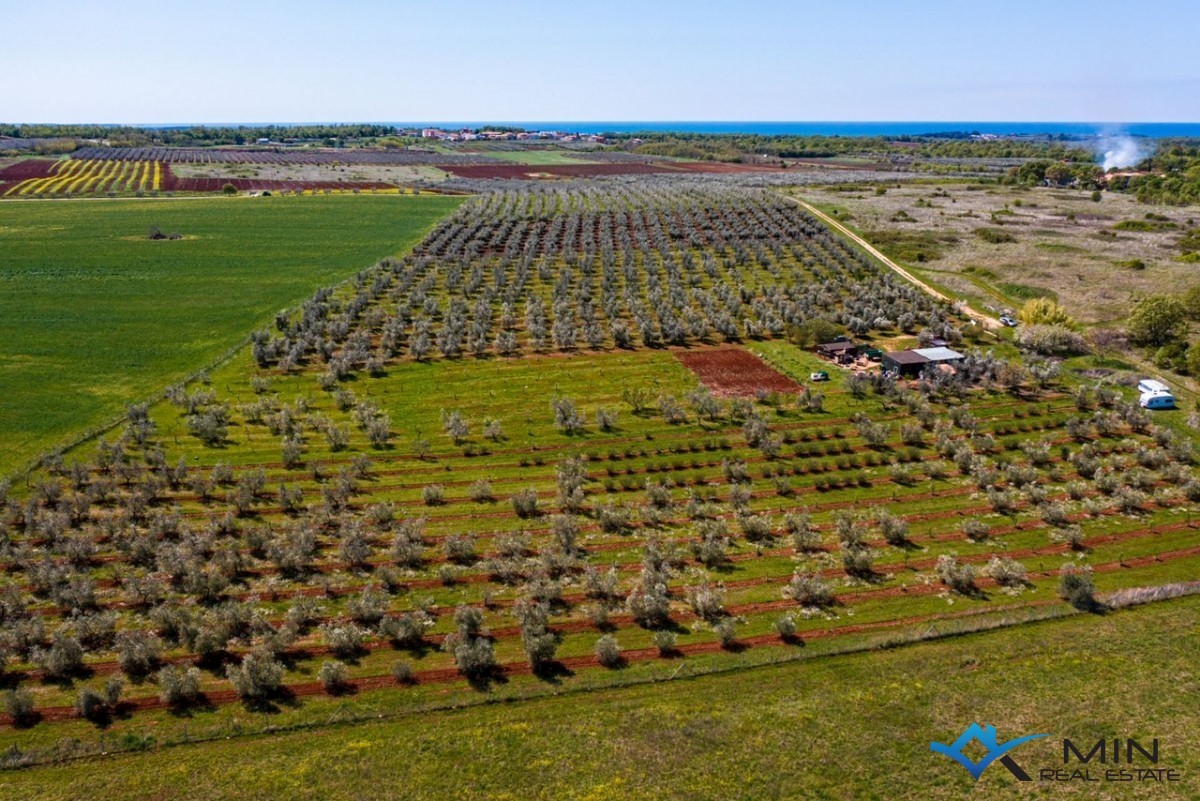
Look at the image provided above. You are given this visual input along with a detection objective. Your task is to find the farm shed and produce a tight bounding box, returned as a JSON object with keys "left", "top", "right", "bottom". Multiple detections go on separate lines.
{"left": 881, "top": 350, "right": 930, "bottom": 377}
{"left": 817, "top": 341, "right": 859, "bottom": 362}
{"left": 882, "top": 347, "right": 964, "bottom": 377}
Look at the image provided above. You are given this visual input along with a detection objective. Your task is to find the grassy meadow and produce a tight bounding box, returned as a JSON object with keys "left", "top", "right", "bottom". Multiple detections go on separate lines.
{"left": 0, "top": 194, "right": 462, "bottom": 477}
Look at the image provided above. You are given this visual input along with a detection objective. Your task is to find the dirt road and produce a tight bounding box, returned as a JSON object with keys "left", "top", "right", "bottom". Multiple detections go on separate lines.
{"left": 784, "top": 194, "right": 1003, "bottom": 332}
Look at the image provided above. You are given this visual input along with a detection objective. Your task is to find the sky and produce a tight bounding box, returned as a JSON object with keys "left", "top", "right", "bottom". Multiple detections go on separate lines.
{"left": 2, "top": 0, "right": 1198, "bottom": 124}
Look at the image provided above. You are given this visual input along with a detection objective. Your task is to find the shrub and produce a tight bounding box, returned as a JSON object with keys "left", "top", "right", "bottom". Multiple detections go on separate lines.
{"left": 76, "top": 688, "right": 108, "bottom": 723}
{"left": 935, "top": 555, "right": 976, "bottom": 594}
{"left": 842, "top": 544, "right": 874, "bottom": 577}
{"left": 774, "top": 614, "right": 798, "bottom": 641}
{"left": 1017, "top": 324, "right": 1090, "bottom": 356}
{"left": 784, "top": 572, "right": 834, "bottom": 607}
{"left": 986, "top": 557, "right": 1029, "bottom": 588}
{"left": 653, "top": 629, "right": 677, "bottom": 655}
{"left": 226, "top": 652, "right": 285, "bottom": 700}
{"left": 391, "top": 660, "right": 414, "bottom": 684}
{"left": 319, "top": 660, "right": 350, "bottom": 693}
{"left": 511, "top": 488, "right": 540, "bottom": 518}
{"left": 444, "top": 533, "right": 477, "bottom": 564}
{"left": 1127, "top": 295, "right": 1187, "bottom": 346}
{"left": 595, "top": 634, "right": 622, "bottom": 667}
{"left": 712, "top": 617, "right": 738, "bottom": 649}
{"left": 5, "top": 689, "right": 36, "bottom": 726}
{"left": 685, "top": 584, "right": 725, "bottom": 622}
{"left": 33, "top": 633, "right": 84, "bottom": 679}
{"left": 874, "top": 509, "right": 909, "bottom": 546}
{"left": 961, "top": 519, "right": 990, "bottom": 541}
{"left": 1017, "top": 298, "right": 1076, "bottom": 328}
{"left": 468, "top": 479, "right": 494, "bottom": 503}
{"left": 157, "top": 665, "right": 202, "bottom": 707}
{"left": 115, "top": 630, "right": 162, "bottom": 678}
{"left": 738, "top": 513, "right": 773, "bottom": 543}
{"left": 1059, "top": 564, "right": 1098, "bottom": 610}
{"left": 422, "top": 484, "right": 445, "bottom": 506}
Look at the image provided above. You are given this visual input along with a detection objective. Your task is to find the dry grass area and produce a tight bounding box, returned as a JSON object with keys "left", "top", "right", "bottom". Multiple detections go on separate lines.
{"left": 170, "top": 161, "right": 450, "bottom": 185}
{"left": 807, "top": 183, "right": 1200, "bottom": 325}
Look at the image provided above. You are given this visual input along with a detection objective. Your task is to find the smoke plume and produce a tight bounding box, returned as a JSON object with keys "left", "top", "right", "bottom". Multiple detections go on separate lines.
{"left": 1097, "top": 135, "right": 1148, "bottom": 171}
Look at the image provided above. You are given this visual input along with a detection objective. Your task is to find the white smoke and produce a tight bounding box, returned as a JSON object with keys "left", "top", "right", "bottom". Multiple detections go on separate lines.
{"left": 1097, "top": 135, "right": 1147, "bottom": 171}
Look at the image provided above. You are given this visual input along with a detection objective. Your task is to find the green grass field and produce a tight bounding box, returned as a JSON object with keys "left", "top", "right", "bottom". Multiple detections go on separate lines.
{"left": 3, "top": 593, "right": 1196, "bottom": 800}
{"left": 482, "top": 150, "right": 600, "bottom": 165}
{"left": 0, "top": 194, "right": 462, "bottom": 477}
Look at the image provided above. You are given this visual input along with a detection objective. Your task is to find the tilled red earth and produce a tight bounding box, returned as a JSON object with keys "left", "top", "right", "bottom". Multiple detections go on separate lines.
{"left": 675, "top": 345, "right": 802, "bottom": 397}
{"left": 0, "top": 159, "right": 55, "bottom": 181}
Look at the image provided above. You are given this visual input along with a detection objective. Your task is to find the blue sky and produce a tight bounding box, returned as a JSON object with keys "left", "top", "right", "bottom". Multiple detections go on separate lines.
{"left": 3, "top": 0, "right": 1198, "bottom": 123}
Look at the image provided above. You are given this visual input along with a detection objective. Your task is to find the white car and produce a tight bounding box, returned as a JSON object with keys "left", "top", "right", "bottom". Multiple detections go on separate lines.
{"left": 999, "top": 315, "right": 1017, "bottom": 327}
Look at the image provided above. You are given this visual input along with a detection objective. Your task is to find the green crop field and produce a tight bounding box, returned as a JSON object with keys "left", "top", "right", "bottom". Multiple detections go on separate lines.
{"left": 481, "top": 150, "right": 601, "bottom": 165}
{"left": 3, "top": 593, "right": 1197, "bottom": 800}
{"left": 0, "top": 194, "right": 463, "bottom": 477}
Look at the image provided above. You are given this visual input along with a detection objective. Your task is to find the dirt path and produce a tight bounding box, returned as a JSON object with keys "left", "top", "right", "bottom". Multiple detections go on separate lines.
{"left": 783, "top": 195, "right": 1003, "bottom": 333}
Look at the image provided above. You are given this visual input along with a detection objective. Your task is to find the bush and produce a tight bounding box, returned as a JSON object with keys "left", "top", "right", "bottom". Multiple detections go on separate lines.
{"left": 595, "top": 634, "right": 622, "bottom": 667}
{"left": 1127, "top": 295, "right": 1187, "bottom": 346}
{"left": 157, "top": 665, "right": 202, "bottom": 707}
{"left": 422, "top": 484, "right": 445, "bottom": 506}
{"left": 319, "top": 660, "right": 350, "bottom": 693}
{"left": 935, "top": 555, "right": 976, "bottom": 594}
{"left": 785, "top": 570, "right": 835, "bottom": 606}
{"left": 33, "top": 633, "right": 84, "bottom": 679}
{"left": 322, "top": 624, "right": 366, "bottom": 658}
{"left": 775, "top": 614, "right": 798, "bottom": 641}
{"left": 986, "top": 557, "right": 1029, "bottom": 588}
{"left": 511, "top": 488, "right": 540, "bottom": 518}
{"left": 712, "top": 617, "right": 738, "bottom": 649}
{"left": 76, "top": 687, "right": 108, "bottom": 723}
{"left": 1016, "top": 324, "right": 1090, "bottom": 356}
{"left": 392, "top": 660, "right": 414, "bottom": 684}
{"left": 653, "top": 629, "right": 677, "bottom": 655}
{"left": 961, "top": 519, "right": 990, "bottom": 541}
{"left": 226, "top": 652, "right": 285, "bottom": 700}
{"left": 115, "top": 630, "right": 162, "bottom": 677}
{"left": 5, "top": 688, "right": 36, "bottom": 726}
{"left": 1017, "top": 298, "right": 1076, "bottom": 328}
{"left": 685, "top": 583, "right": 725, "bottom": 622}
{"left": 1059, "top": 564, "right": 1098, "bottom": 610}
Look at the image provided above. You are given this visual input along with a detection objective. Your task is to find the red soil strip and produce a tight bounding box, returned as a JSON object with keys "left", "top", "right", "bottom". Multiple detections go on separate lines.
{"left": 675, "top": 345, "right": 802, "bottom": 398}
{"left": 0, "top": 159, "right": 56, "bottom": 181}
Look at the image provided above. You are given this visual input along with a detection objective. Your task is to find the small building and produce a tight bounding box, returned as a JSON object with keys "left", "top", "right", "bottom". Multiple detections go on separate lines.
{"left": 882, "top": 347, "right": 965, "bottom": 377}
{"left": 817, "top": 341, "right": 859, "bottom": 362}
{"left": 914, "top": 346, "right": 965, "bottom": 365}
{"left": 881, "top": 349, "right": 931, "bottom": 377}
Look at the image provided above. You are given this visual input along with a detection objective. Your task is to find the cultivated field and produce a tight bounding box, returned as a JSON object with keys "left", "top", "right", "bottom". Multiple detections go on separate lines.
{"left": 4, "top": 593, "right": 1197, "bottom": 799}
{"left": 804, "top": 183, "right": 1200, "bottom": 325}
{"left": 0, "top": 194, "right": 462, "bottom": 476}
{"left": 1, "top": 181, "right": 1197, "bottom": 781}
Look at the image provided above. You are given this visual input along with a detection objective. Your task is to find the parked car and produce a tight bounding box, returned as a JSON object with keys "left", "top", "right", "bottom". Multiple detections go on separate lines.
{"left": 809, "top": 371, "right": 829, "bottom": 382}
{"left": 999, "top": 315, "right": 1017, "bottom": 327}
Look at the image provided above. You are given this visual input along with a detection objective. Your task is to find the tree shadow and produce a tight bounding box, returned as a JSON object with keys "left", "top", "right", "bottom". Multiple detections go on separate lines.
{"left": 532, "top": 660, "right": 574, "bottom": 685}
